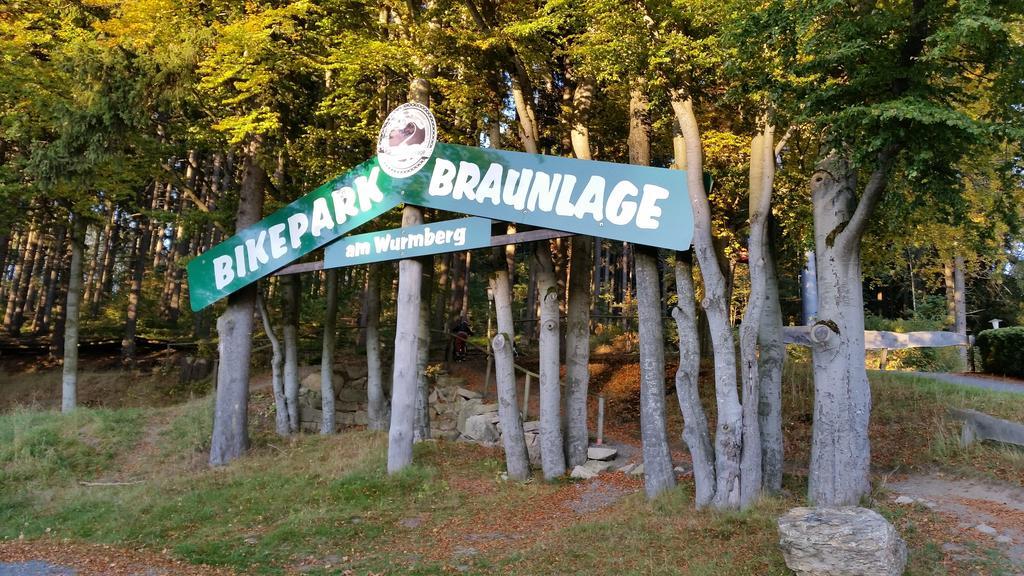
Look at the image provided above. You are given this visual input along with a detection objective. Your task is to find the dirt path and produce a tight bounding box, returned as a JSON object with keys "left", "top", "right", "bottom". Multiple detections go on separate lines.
{"left": 0, "top": 541, "right": 235, "bottom": 576}
{"left": 904, "top": 371, "right": 1024, "bottom": 395}
{"left": 887, "top": 473, "right": 1024, "bottom": 569}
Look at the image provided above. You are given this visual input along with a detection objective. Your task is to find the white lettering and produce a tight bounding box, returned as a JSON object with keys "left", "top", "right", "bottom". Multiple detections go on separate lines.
{"left": 268, "top": 224, "right": 288, "bottom": 259}
{"left": 527, "top": 171, "right": 562, "bottom": 212}
{"left": 330, "top": 186, "right": 358, "bottom": 223}
{"left": 234, "top": 245, "right": 246, "bottom": 279}
{"left": 287, "top": 213, "right": 309, "bottom": 249}
{"left": 504, "top": 168, "right": 531, "bottom": 210}
{"left": 453, "top": 227, "right": 466, "bottom": 246}
{"left": 574, "top": 176, "right": 605, "bottom": 221}
{"left": 373, "top": 234, "right": 391, "bottom": 253}
{"left": 637, "top": 184, "right": 669, "bottom": 229}
{"left": 428, "top": 159, "right": 457, "bottom": 196}
{"left": 213, "top": 254, "right": 234, "bottom": 290}
{"left": 244, "top": 231, "right": 269, "bottom": 272}
{"left": 453, "top": 161, "right": 481, "bottom": 201}
{"left": 554, "top": 175, "right": 578, "bottom": 217}
{"left": 476, "top": 163, "right": 503, "bottom": 205}
{"left": 354, "top": 167, "right": 383, "bottom": 212}
{"left": 310, "top": 197, "right": 335, "bottom": 237}
{"left": 607, "top": 180, "right": 639, "bottom": 225}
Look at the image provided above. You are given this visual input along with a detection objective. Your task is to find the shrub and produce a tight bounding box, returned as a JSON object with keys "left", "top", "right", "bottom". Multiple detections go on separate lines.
{"left": 976, "top": 326, "right": 1024, "bottom": 378}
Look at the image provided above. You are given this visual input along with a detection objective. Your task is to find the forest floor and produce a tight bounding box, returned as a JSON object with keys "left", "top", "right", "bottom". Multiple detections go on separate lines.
{"left": 2, "top": 356, "right": 1024, "bottom": 575}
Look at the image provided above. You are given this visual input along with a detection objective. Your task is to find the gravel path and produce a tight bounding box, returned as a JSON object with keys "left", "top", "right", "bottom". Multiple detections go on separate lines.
{"left": 892, "top": 371, "right": 1024, "bottom": 395}
{"left": 0, "top": 561, "right": 76, "bottom": 576}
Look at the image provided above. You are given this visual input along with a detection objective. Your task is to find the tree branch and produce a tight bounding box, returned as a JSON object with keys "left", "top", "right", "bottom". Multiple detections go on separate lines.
{"left": 837, "top": 146, "right": 899, "bottom": 250}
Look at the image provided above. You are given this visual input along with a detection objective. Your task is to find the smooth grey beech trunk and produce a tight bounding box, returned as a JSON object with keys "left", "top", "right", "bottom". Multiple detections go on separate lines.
{"left": 388, "top": 205, "right": 424, "bottom": 473}
{"left": 672, "top": 252, "right": 716, "bottom": 507}
{"left": 210, "top": 144, "right": 266, "bottom": 466}
{"left": 490, "top": 249, "right": 531, "bottom": 480}
{"left": 738, "top": 125, "right": 775, "bottom": 508}
{"left": 758, "top": 236, "right": 785, "bottom": 494}
{"left": 321, "top": 269, "right": 338, "bottom": 434}
{"left": 564, "top": 76, "right": 595, "bottom": 469}
{"left": 563, "top": 236, "right": 592, "bottom": 468}
{"left": 952, "top": 255, "right": 968, "bottom": 368}
{"left": 257, "top": 290, "right": 289, "bottom": 436}
{"left": 672, "top": 95, "right": 743, "bottom": 509}
{"left": 414, "top": 258, "right": 432, "bottom": 442}
{"left": 629, "top": 86, "right": 674, "bottom": 498}
{"left": 533, "top": 242, "right": 566, "bottom": 479}
{"left": 807, "top": 152, "right": 893, "bottom": 505}
{"left": 365, "top": 264, "right": 387, "bottom": 431}
{"left": 61, "top": 217, "right": 85, "bottom": 414}
{"left": 635, "top": 246, "right": 676, "bottom": 498}
{"left": 281, "top": 274, "right": 300, "bottom": 433}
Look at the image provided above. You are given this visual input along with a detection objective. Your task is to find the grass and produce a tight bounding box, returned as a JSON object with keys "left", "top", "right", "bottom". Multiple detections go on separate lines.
{"left": 2, "top": 364, "right": 1023, "bottom": 574}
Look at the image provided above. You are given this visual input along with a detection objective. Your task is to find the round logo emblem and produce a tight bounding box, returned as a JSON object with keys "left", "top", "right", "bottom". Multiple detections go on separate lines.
{"left": 377, "top": 103, "right": 437, "bottom": 179}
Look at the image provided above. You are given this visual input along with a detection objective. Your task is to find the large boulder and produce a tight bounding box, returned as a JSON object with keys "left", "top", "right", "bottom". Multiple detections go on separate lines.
{"left": 777, "top": 507, "right": 907, "bottom": 576}
{"left": 457, "top": 399, "right": 483, "bottom": 433}
{"left": 462, "top": 414, "right": 499, "bottom": 443}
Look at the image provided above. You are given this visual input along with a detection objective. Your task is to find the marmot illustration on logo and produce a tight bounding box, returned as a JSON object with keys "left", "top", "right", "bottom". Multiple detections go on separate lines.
{"left": 388, "top": 120, "right": 426, "bottom": 148}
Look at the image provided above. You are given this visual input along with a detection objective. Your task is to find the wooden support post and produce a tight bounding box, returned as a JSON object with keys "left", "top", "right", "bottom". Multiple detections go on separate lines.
{"left": 522, "top": 373, "right": 531, "bottom": 418}
{"left": 484, "top": 353, "right": 493, "bottom": 400}
{"left": 879, "top": 348, "right": 888, "bottom": 371}
{"left": 596, "top": 394, "right": 605, "bottom": 446}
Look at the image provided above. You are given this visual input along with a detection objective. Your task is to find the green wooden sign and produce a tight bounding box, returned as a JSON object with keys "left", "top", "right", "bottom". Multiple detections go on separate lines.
{"left": 398, "top": 143, "right": 692, "bottom": 252}
{"left": 186, "top": 159, "right": 402, "bottom": 311}
{"left": 323, "top": 217, "right": 492, "bottom": 268}
{"left": 187, "top": 135, "right": 694, "bottom": 311}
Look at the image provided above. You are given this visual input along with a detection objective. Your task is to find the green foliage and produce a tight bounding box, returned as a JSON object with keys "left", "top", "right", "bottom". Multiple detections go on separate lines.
{"left": 864, "top": 312, "right": 964, "bottom": 372}
{"left": 976, "top": 326, "right": 1024, "bottom": 377}
{"left": 0, "top": 407, "right": 144, "bottom": 523}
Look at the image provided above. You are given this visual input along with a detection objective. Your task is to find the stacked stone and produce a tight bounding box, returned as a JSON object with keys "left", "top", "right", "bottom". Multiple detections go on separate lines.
{"left": 297, "top": 362, "right": 371, "bottom": 432}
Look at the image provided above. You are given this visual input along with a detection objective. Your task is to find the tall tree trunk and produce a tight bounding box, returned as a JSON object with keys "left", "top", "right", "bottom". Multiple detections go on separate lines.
{"left": 209, "top": 141, "right": 266, "bottom": 467}
{"left": 953, "top": 255, "right": 968, "bottom": 368}
{"left": 523, "top": 264, "right": 537, "bottom": 347}
{"left": 491, "top": 242, "right": 531, "bottom": 480}
{"left": 807, "top": 149, "right": 895, "bottom": 505}
{"left": 38, "top": 226, "right": 67, "bottom": 335}
{"left": 414, "top": 258, "right": 433, "bottom": 441}
{"left": 758, "top": 225, "right": 785, "bottom": 494}
{"left": 534, "top": 242, "right": 566, "bottom": 479}
{"left": 447, "top": 251, "right": 467, "bottom": 361}
{"left": 321, "top": 268, "right": 339, "bottom": 434}
{"left": 366, "top": 264, "right": 387, "bottom": 430}
{"left": 93, "top": 214, "right": 120, "bottom": 317}
{"left": 62, "top": 217, "right": 86, "bottom": 414}
{"left": 629, "top": 84, "right": 675, "bottom": 498}
{"left": 5, "top": 227, "right": 39, "bottom": 334}
{"left": 122, "top": 215, "right": 150, "bottom": 367}
{"left": 257, "top": 290, "right": 289, "bottom": 436}
{"left": 282, "top": 273, "right": 301, "bottom": 433}
{"left": 563, "top": 75, "right": 595, "bottom": 468}
{"left": 34, "top": 224, "right": 66, "bottom": 332}
{"left": 672, "top": 95, "right": 743, "bottom": 509}
{"left": 388, "top": 205, "right": 423, "bottom": 473}
{"left": 388, "top": 76, "right": 430, "bottom": 473}
{"left": 738, "top": 124, "right": 775, "bottom": 508}
{"left": 510, "top": 56, "right": 540, "bottom": 155}
{"left": 636, "top": 246, "right": 676, "bottom": 498}
{"left": 672, "top": 251, "right": 716, "bottom": 507}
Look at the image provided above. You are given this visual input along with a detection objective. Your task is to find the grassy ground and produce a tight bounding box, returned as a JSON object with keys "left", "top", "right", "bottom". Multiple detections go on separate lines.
{"left": 2, "top": 362, "right": 1023, "bottom": 575}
